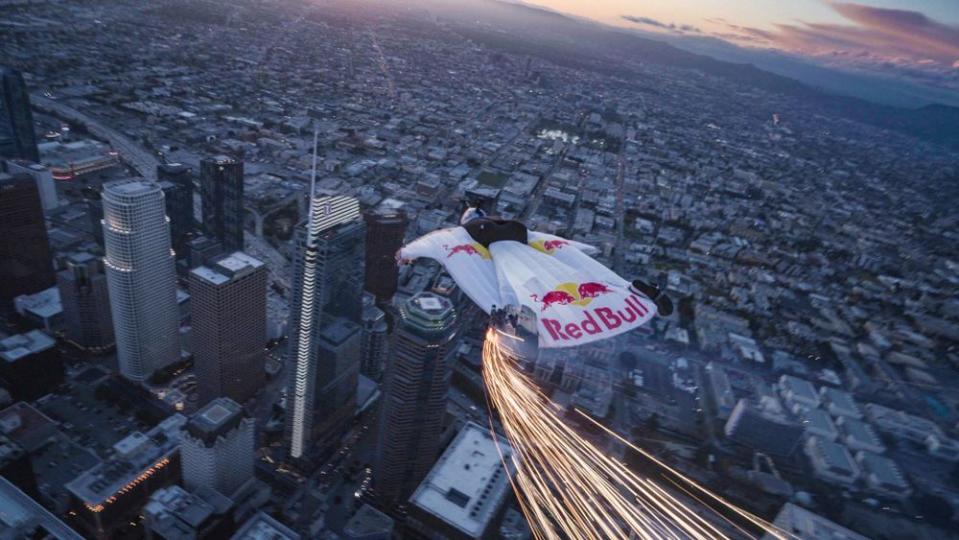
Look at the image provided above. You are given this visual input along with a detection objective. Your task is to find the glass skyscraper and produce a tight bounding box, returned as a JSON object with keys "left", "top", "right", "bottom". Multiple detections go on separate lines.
{"left": 0, "top": 67, "right": 39, "bottom": 163}
{"left": 285, "top": 195, "right": 365, "bottom": 460}
{"left": 200, "top": 156, "right": 244, "bottom": 252}
{"left": 102, "top": 180, "right": 180, "bottom": 382}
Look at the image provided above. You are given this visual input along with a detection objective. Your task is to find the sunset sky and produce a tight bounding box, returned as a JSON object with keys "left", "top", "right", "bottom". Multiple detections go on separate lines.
{"left": 520, "top": 0, "right": 959, "bottom": 90}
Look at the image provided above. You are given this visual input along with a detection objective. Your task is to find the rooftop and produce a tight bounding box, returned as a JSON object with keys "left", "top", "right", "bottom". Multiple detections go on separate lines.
{"left": 409, "top": 422, "right": 514, "bottom": 539}
{"left": 230, "top": 511, "right": 300, "bottom": 540}
{"left": 0, "top": 477, "right": 84, "bottom": 539}
{"left": 66, "top": 414, "right": 186, "bottom": 505}
{"left": 0, "top": 330, "right": 56, "bottom": 363}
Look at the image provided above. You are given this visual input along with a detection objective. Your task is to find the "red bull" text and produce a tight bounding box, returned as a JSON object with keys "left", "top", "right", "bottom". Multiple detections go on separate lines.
{"left": 541, "top": 294, "right": 650, "bottom": 342}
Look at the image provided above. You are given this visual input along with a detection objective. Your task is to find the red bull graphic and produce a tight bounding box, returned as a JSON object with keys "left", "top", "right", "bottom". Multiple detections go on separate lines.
{"left": 531, "top": 281, "right": 612, "bottom": 311}
{"left": 444, "top": 242, "right": 491, "bottom": 260}
{"left": 530, "top": 239, "right": 570, "bottom": 255}
{"left": 541, "top": 294, "right": 650, "bottom": 342}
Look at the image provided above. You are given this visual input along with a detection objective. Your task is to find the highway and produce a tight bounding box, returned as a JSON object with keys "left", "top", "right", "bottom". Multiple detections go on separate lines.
{"left": 31, "top": 94, "right": 160, "bottom": 180}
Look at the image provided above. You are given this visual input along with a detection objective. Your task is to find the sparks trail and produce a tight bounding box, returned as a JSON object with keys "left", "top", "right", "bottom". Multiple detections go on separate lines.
{"left": 482, "top": 331, "right": 794, "bottom": 540}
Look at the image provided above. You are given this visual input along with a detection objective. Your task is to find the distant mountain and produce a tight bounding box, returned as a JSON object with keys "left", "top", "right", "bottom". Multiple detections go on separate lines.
{"left": 415, "top": 0, "right": 959, "bottom": 149}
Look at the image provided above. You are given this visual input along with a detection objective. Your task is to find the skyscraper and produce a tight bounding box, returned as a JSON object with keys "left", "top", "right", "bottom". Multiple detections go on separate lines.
{"left": 312, "top": 317, "right": 362, "bottom": 448}
{"left": 157, "top": 162, "right": 194, "bottom": 255}
{"left": 200, "top": 156, "right": 244, "bottom": 252}
{"left": 363, "top": 208, "right": 407, "bottom": 303}
{"left": 5, "top": 160, "right": 57, "bottom": 211}
{"left": 57, "top": 252, "right": 114, "bottom": 352}
{"left": 374, "top": 292, "right": 459, "bottom": 507}
{"left": 102, "top": 180, "right": 180, "bottom": 382}
{"left": 0, "top": 172, "right": 54, "bottom": 306}
{"left": 190, "top": 251, "right": 267, "bottom": 406}
{"left": 0, "top": 67, "right": 39, "bottom": 163}
{"left": 360, "top": 294, "right": 389, "bottom": 381}
{"left": 180, "top": 398, "right": 255, "bottom": 498}
{"left": 285, "top": 195, "right": 365, "bottom": 460}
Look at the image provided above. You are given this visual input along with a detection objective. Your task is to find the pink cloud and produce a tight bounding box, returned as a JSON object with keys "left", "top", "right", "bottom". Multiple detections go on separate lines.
{"left": 707, "top": 2, "right": 959, "bottom": 87}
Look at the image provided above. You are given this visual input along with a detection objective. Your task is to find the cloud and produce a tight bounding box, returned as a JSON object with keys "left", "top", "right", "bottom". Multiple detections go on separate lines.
{"left": 702, "top": 3, "right": 959, "bottom": 90}
{"left": 622, "top": 15, "right": 700, "bottom": 34}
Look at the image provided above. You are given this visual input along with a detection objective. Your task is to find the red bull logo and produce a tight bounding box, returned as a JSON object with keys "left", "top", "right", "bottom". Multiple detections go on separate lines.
{"left": 530, "top": 281, "right": 612, "bottom": 311}
{"left": 530, "top": 239, "right": 570, "bottom": 255}
{"left": 444, "top": 242, "right": 491, "bottom": 260}
{"left": 541, "top": 294, "right": 651, "bottom": 342}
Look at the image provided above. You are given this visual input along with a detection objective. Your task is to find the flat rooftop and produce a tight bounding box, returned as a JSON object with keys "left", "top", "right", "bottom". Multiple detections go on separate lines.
{"left": 410, "top": 422, "right": 514, "bottom": 539}
{"left": 191, "top": 251, "right": 264, "bottom": 285}
{"left": 0, "top": 330, "right": 55, "bottom": 363}
{"left": 0, "top": 477, "right": 84, "bottom": 539}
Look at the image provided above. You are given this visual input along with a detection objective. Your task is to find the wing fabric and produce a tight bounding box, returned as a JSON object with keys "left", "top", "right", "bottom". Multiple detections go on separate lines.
{"left": 397, "top": 226, "right": 500, "bottom": 313}
{"left": 399, "top": 227, "right": 656, "bottom": 348}
{"left": 488, "top": 241, "right": 656, "bottom": 348}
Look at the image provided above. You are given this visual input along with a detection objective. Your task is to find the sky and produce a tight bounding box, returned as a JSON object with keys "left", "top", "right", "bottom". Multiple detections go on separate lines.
{"left": 519, "top": 0, "right": 959, "bottom": 99}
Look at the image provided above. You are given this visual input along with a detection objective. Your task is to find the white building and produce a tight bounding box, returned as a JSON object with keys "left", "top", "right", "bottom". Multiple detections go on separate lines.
{"left": 102, "top": 180, "right": 180, "bottom": 381}
{"left": 180, "top": 397, "right": 255, "bottom": 498}
{"left": 407, "top": 422, "right": 515, "bottom": 540}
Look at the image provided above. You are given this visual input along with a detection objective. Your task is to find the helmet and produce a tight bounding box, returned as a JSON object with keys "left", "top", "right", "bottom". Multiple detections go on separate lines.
{"left": 460, "top": 207, "right": 487, "bottom": 225}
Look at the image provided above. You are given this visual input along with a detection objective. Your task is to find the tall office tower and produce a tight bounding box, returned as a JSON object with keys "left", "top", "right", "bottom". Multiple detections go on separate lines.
{"left": 190, "top": 251, "right": 267, "bottom": 406}
{"left": 363, "top": 208, "right": 407, "bottom": 303}
{"left": 102, "top": 180, "right": 180, "bottom": 382}
{"left": 360, "top": 294, "right": 389, "bottom": 381}
{"left": 57, "top": 252, "right": 114, "bottom": 352}
{"left": 0, "top": 67, "right": 39, "bottom": 163}
{"left": 0, "top": 172, "right": 54, "bottom": 305}
{"left": 180, "top": 398, "right": 255, "bottom": 498}
{"left": 312, "top": 317, "right": 361, "bottom": 447}
{"left": 374, "top": 292, "right": 459, "bottom": 507}
{"left": 157, "top": 162, "right": 194, "bottom": 255}
{"left": 4, "top": 160, "right": 57, "bottom": 211}
{"left": 200, "top": 156, "right": 244, "bottom": 252}
{"left": 285, "top": 195, "right": 365, "bottom": 460}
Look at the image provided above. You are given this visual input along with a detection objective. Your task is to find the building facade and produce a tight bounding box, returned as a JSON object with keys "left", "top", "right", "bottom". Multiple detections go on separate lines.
{"left": 180, "top": 398, "right": 255, "bottom": 498}
{"left": 362, "top": 208, "right": 407, "bottom": 303}
{"left": 375, "top": 292, "right": 459, "bottom": 507}
{"left": 284, "top": 196, "right": 365, "bottom": 460}
{"left": 0, "top": 67, "right": 39, "bottom": 162}
{"left": 200, "top": 156, "right": 244, "bottom": 252}
{"left": 190, "top": 251, "right": 267, "bottom": 405}
{"left": 101, "top": 180, "right": 180, "bottom": 381}
{"left": 0, "top": 172, "right": 54, "bottom": 306}
{"left": 157, "top": 162, "right": 194, "bottom": 255}
{"left": 57, "top": 252, "right": 114, "bottom": 352}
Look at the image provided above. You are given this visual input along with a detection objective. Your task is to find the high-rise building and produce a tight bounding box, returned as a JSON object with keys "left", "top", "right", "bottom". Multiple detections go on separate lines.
{"left": 312, "top": 317, "right": 362, "bottom": 449}
{"left": 375, "top": 292, "right": 459, "bottom": 507}
{"left": 180, "top": 398, "right": 255, "bottom": 498}
{"left": 0, "top": 172, "right": 54, "bottom": 306}
{"left": 4, "top": 160, "right": 57, "bottom": 211}
{"left": 360, "top": 294, "right": 389, "bottom": 381}
{"left": 157, "top": 162, "right": 194, "bottom": 255}
{"left": 57, "top": 252, "right": 114, "bottom": 352}
{"left": 200, "top": 156, "right": 244, "bottom": 252}
{"left": 285, "top": 196, "right": 365, "bottom": 460}
{"left": 102, "top": 180, "right": 180, "bottom": 382}
{"left": 190, "top": 251, "right": 267, "bottom": 405}
{"left": 0, "top": 67, "right": 39, "bottom": 163}
{"left": 363, "top": 208, "right": 407, "bottom": 303}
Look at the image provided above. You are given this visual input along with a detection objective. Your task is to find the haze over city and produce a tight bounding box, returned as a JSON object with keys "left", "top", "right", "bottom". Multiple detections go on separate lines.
{"left": 0, "top": 0, "right": 957, "bottom": 539}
